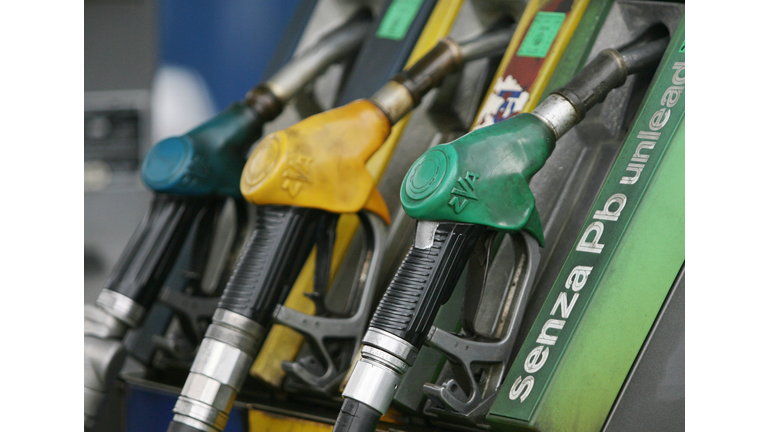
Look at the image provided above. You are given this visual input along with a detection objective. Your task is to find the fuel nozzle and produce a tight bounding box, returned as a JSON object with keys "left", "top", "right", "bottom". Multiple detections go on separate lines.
{"left": 334, "top": 32, "right": 671, "bottom": 432}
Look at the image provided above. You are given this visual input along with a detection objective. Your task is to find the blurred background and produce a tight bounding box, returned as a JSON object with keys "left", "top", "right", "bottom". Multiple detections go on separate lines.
{"left": 84, "top": 0, "right": 303, "bottom": 306}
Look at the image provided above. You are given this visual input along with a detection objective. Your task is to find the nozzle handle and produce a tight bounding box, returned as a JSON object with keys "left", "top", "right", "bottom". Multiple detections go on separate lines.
{"left": 102, "top": 195, "right": 210, "bottom": 314}
{"left": 369, "top": 222, "right": 485, "bottom": 348}
{"left": 216, "top": 205, "right": 321, "bottom": 325}
{"left": 337, "top": 222, "right": 484, "bottom": 431}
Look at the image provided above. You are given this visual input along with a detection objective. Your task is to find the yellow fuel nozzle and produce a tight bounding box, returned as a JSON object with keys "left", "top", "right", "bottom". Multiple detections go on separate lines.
{"left": 240, "top": 99, "right": 392, "bottom": 223}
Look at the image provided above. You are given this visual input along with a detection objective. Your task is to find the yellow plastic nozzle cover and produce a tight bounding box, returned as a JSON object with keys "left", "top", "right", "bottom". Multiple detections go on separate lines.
{"left": 240, "top": 100, "right": 391, "bottom": 223}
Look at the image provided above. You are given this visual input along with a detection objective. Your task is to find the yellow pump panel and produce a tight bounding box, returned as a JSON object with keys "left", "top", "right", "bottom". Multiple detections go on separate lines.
{"left": 241, "top": 100, "right": 391, "bottom": 223}
{"left": 249, "top": 0, "right": 464, "bottom": 389}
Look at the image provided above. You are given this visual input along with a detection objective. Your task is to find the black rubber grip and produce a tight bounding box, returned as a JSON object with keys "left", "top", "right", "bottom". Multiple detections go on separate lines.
{"left": 333, "top": 398, "right": 382, "bottom": 432}
{"left": 392, "top": 39, "right": 460, "bottom": 108}
{"left": 369, "top": 222, "right": 485, "bottom": 347}
{"left": 620, "top": 34, "right": 669, "bottom": 75}
{"left": 554, "top": 32, "right": 669, "bottom": 118}
{"left": 167, "top": 420, "right": 204, "bottom": 432}
{"left": 105, "top": 195, "right": 214, "bottom": 309}
{"left": 553, "top": 49, "right": 628, "bottom": 119}
{"left": 217, "top": 205, "right": 321, "bottom": 324}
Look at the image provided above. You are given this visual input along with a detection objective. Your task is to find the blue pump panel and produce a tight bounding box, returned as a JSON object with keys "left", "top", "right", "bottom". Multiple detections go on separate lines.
{"left": 160, "top": 0, "right": 304, "bottom": 112}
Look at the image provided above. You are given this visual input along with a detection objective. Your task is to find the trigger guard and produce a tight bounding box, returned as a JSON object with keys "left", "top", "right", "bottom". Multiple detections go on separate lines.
{"left": 274, "top": 211, "right": 388, "bottom": 393}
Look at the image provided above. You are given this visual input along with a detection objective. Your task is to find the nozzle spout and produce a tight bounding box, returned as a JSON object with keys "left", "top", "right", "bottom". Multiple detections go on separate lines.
{"left": 246, "top": 10, "right": 372, "bottom": 121}
{"left": 371, "top": 24, "right": 516, "bottom": 124}
{"left": 533, "top": 32, "right": 671, "bottom": 139}
{"left": 553, "top": 32, "right": 671, "bottom": 120}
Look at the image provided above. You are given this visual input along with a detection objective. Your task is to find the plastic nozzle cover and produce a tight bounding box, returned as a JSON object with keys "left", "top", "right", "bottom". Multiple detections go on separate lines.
{"left": 142, "top": 102, "right": 263, "bottom": 197}
{"left": 400, "top": 114, "right": 554, "bottom": 244}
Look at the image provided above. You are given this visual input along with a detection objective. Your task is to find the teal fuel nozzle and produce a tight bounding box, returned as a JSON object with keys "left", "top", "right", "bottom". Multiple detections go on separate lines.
{"left": 141, "top": 102, "right": 263, "bottom": 197}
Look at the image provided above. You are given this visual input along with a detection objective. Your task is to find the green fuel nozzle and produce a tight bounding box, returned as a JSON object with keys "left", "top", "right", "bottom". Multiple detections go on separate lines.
{"left": 335, "top": 32, "right": 671, "bottom": 432}
{"left": 400, "top": 30, "right": 671, "bottom": 246}
{"left": 401, "top": 113, "right": 553, "bottom": 245}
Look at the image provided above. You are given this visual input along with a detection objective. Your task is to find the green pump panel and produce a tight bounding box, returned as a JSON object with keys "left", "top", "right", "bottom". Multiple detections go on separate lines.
{"left": 486, "top": 15, "right": 685, "bottom": 432}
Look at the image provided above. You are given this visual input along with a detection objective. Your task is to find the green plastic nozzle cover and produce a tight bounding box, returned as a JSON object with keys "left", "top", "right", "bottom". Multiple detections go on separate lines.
{"left": 400, "top": 113, "right": 555, "bottom": 246}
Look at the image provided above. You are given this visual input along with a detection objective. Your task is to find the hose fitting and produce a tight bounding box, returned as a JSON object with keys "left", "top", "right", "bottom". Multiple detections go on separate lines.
{"left": 342, "top": 328, "right": 418, "bottom": 414}
{"left": 170, "top": 310, "right": 265, "bottom": 432}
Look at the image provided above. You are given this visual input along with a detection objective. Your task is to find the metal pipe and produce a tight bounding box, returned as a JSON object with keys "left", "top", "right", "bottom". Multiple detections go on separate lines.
{"left": 458, "top": 26, "right": 516, "bottom": 63}
{"left": 536, "top": 33, "right": 671, "bottom": 139}
{"left": 254, "top": 11, "right": 371, "bottom": 109}
{"left": 622, "top": 35, "right": 669, "bottom": 74}
{"left": 371, "top": 24, "right": 515, "bottom": 125}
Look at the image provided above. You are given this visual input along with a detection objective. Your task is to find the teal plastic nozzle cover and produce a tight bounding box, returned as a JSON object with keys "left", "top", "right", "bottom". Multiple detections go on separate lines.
{"left": 400, "top": 114, "right": 555, "bottom": 246}
{"left": 141, "top": 102, "right": 263, "bottom": 198}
